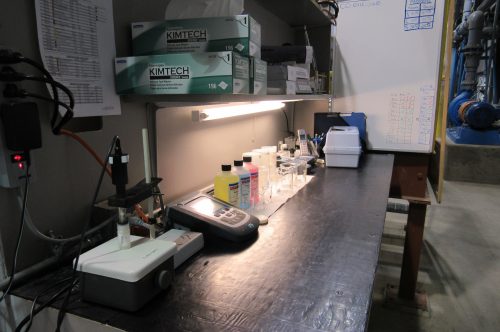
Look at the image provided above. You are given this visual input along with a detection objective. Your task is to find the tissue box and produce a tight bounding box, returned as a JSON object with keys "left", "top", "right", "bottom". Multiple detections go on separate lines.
{"left": 114, "top": 52, "right": 249, "bottom": 95}
{"left": 295, "top": 78, "right": 312, "bottom": 94}
{"left": 132, "top": 15, "right": 261, "bottom": 57}
{"left": 324, "top": 126, "right": 362, "bottom": 168}
{"left": 250, "top": 57, "right": 267, "bottom": 95}
{"left": 267, "top": 65, "right": 309, "bottom": 81}
{"left": 267, "top": 80, "right": 296, "bottom": 95}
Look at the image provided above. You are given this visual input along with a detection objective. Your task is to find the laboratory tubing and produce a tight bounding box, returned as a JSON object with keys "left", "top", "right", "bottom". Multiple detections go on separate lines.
{"left": 232, "top": 160, "right": 251, "bottom": 209}
{"left": 243, "top": 156, "right": 259, "bottom": 206}
{"left": 214, "top": 164, "right": 239, "bottom": 206}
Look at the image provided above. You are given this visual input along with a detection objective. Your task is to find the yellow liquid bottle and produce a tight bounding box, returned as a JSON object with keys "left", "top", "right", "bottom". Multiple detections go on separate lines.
{"left": 214, "top": 164, "right": 239, "bottom": 206}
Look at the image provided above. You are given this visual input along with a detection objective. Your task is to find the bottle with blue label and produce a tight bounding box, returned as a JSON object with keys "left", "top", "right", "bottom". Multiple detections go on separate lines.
{"left": 214, "top": 164, "right": 239, "bottom": 206}
{"left": 232, "top": 160, "right": 251, "bottom": 209}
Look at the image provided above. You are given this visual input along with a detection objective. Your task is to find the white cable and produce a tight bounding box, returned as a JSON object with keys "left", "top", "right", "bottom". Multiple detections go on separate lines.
{"left": 17, "top": 192, "right": 115, "bottom": 243}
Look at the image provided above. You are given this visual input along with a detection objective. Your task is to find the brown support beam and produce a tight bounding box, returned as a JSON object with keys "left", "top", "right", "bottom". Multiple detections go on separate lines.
{"left": 398, "top": 201, "right": 428, "bottom": 300}
{"left": 390, "top": 153, "right": 430, "bottom": 199}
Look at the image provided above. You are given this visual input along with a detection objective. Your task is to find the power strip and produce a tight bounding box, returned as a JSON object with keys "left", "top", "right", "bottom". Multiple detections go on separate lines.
{"left": 156, "top": 229, "right": 204, "bottom": 269}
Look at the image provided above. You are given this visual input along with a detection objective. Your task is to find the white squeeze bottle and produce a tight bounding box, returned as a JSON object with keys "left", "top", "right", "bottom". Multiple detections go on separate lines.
{"left": 243, "top": 155, "right": 259, "bottom": 206}
{"left": 232, "top": 160, "right": 251, "bottom": 209}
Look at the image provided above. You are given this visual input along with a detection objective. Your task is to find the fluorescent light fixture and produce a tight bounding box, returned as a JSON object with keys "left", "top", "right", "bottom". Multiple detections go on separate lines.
{"left": 192, "top": 101, "right": 286, "bottom": 122}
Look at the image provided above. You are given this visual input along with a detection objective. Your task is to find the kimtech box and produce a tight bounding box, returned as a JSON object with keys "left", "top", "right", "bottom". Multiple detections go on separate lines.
{"left": 250, "top": 57, "right": 267, "bottom": 95}
{"left": 114, "top": 51, "right": 249, "bottom": 95}
{"left": 131, "top": 15, "right": 261, "bottom": 57}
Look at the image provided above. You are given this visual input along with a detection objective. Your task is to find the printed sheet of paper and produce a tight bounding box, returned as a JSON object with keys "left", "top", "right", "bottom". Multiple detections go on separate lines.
{"left": 35, "top": 0, "right": 120, "bottom": 117}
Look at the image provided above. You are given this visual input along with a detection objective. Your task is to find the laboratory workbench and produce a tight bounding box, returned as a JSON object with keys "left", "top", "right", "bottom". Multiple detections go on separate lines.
{"left": 13, "top": 153, "right": 394, "bottom": 332}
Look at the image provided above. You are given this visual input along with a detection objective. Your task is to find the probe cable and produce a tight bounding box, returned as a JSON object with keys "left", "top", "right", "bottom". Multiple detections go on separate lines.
{"left": 59, "top": 129, "right": 148, "bottom": 222}
{"left": 14, "top": 278, "right": 78, "bottom": 332}
{"left": 3, "top": 83, "right": 73, "bottom": 121}
{"left": 55, "top": 136, "right": 118, "bottom": 331}
{"left": 0, "top": 162, "right": 31, "bottom": 304}
{"left": 17, "top": 75, "right": 74, "bottom": 134}
{"left": 17, "top": 57, "right": 75, "bottom": 133}
{"left": 15, "top": 276, "right": 74, "bottom": 332}
{"left": 282, "top": 109, "right": 294, "bottom": 136}
{"left": 0, "top": 64, "right": 74, "bottom": 134}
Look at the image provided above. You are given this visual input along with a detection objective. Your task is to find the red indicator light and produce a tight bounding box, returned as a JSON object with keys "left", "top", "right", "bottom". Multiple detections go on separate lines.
{"left": 11, "top": 153, "right": 26, "bottom": 163}
{"left": 18, "top": 162, "right": 24, "bottom": 169}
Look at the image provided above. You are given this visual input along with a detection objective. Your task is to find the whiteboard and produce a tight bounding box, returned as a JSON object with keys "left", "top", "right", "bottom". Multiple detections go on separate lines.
{"left": 333, "top": 0, "right": 445, "bottom": 152}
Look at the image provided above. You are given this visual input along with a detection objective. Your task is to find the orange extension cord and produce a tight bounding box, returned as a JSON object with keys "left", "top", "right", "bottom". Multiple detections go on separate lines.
{"left": 59, "top": 129, "right": 149, "bottom": 223}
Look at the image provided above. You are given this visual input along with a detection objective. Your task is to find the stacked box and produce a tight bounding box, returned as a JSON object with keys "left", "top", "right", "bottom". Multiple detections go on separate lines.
{"left": 267, "top": 80, "right": 296, "bottom": 95}
{"left": 131, "top": 15, "right": 261, "bottom": 57}
{"left": 250, "top": 58, "right": 267, "bottom": 95}
{"left": 114, "top": 52, "right": 249, "bottom": 95}
{"left": 267, "top": 64, "right": 311, "bottom": 95}
{"left": 267, "top": 65, "right": 309, "bottom": 81}
{"left": 295, "top": 78, "right": 312, "bottom": 94}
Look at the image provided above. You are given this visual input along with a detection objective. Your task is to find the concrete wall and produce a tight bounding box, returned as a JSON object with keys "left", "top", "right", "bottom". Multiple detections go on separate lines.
{"left": 0, "top": 0, "right": 298, "bottom": 271}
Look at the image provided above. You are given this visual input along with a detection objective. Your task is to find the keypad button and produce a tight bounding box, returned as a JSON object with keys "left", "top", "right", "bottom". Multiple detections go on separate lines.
{"left": 221, "top": 217, "right": 236, "bottom": 224}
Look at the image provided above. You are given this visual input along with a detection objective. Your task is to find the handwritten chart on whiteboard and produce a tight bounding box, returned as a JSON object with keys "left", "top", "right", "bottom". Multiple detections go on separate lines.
{"left": 333, "top": 0, "right": 444, "bottom": 152}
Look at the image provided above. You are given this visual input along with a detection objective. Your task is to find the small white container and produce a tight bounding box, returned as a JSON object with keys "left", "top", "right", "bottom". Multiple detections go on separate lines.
{"left": 324, "top": 126, "right": 362, "bottom": 168}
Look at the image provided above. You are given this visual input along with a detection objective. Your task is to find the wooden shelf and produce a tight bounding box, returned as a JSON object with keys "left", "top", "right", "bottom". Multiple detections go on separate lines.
{"left": 253, "top": 0, "right": 331, "bottom": 27}
{"left": 122, "top": 94, "right": 331, "bottom": 108}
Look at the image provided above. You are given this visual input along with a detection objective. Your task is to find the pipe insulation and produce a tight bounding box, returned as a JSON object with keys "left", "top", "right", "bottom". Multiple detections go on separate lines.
{"left": 454, "top": 0, "right": 475, "bottom": 41}
{"left": 462, "top": 10, "right": 485, "bottom": 90}
{"left": 478, "top": 0, "right": 496, "bottom": 11}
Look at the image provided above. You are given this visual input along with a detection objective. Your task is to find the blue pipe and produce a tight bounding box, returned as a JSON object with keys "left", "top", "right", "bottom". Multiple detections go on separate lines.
{"left": 456, "top": 40, "right": 467, "bottom": 92}
{"left": 448, "top": 90, "right": 473, "bottom": 126}
{"left": 457, "top": 53, "right": 465, "bottom": 92}
{"left": 463, "top": 102, "right": 497, "bottom": 129}
{"left": 493, "top": 60, "right": 498, "bottom": 104}
{"left": 449, "top": 47, "right": 458, "bottom": 100}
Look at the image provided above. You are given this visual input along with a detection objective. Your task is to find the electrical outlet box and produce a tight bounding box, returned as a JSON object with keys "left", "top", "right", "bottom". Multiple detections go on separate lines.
{"left": 0, "top": 102, "right": 40, "bottom": 188}
{"left": 0, "top": 126, "right": 31, "bottom": 188}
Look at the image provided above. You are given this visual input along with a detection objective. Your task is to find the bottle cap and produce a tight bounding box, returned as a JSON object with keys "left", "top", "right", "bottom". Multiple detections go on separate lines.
{"left": 243, "top": 156, "right": 252, "bottom": 162}
{"left": 221, "top": 164, "right": 231, "bottom": 171}
{"left": 262, "top": 145, "right": 277, "bottom": 153}
{"left": 234, "top": 160, "right": 243, "bottom": 166}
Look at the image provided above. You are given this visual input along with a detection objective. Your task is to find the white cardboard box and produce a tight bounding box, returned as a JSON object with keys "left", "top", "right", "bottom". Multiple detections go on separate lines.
{"left": 324, "top": 126, "right": 361, "bottom": 168}
{"left": 267, "top": 80, "right": 296, "bottom": 95}
{"left": 267, "top": 65, "right": 309, "bottom": 81}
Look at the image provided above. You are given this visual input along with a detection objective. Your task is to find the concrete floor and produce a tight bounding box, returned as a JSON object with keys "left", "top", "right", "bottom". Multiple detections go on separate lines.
{"left": 368, "top": 181, "right": 500, "bottom": 332}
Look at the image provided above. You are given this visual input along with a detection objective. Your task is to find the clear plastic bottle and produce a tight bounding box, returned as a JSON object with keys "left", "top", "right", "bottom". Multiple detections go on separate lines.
{"left": 214, "top": 164, "right": 239, "bottom": 206}
{"left": 232, "top": 160, "right": 251, "bottom": 209}
{"left": 262, "top": 146, "right": 278, "bottom": 184}
{"left": 243, "top": 156, "right": 259, "bottom": 207}
{"left": 251, "top": 149, "right": 270, "bottom": 192}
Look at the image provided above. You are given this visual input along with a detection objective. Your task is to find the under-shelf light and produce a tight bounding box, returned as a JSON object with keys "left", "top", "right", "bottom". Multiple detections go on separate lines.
{"left": 192, "top": 101, "right": 286, "bottom": 122}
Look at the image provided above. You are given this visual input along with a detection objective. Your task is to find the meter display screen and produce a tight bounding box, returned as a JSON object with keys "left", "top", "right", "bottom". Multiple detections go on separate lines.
{"left": 187, "top": 196, "right": 225, "bottom": 216}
